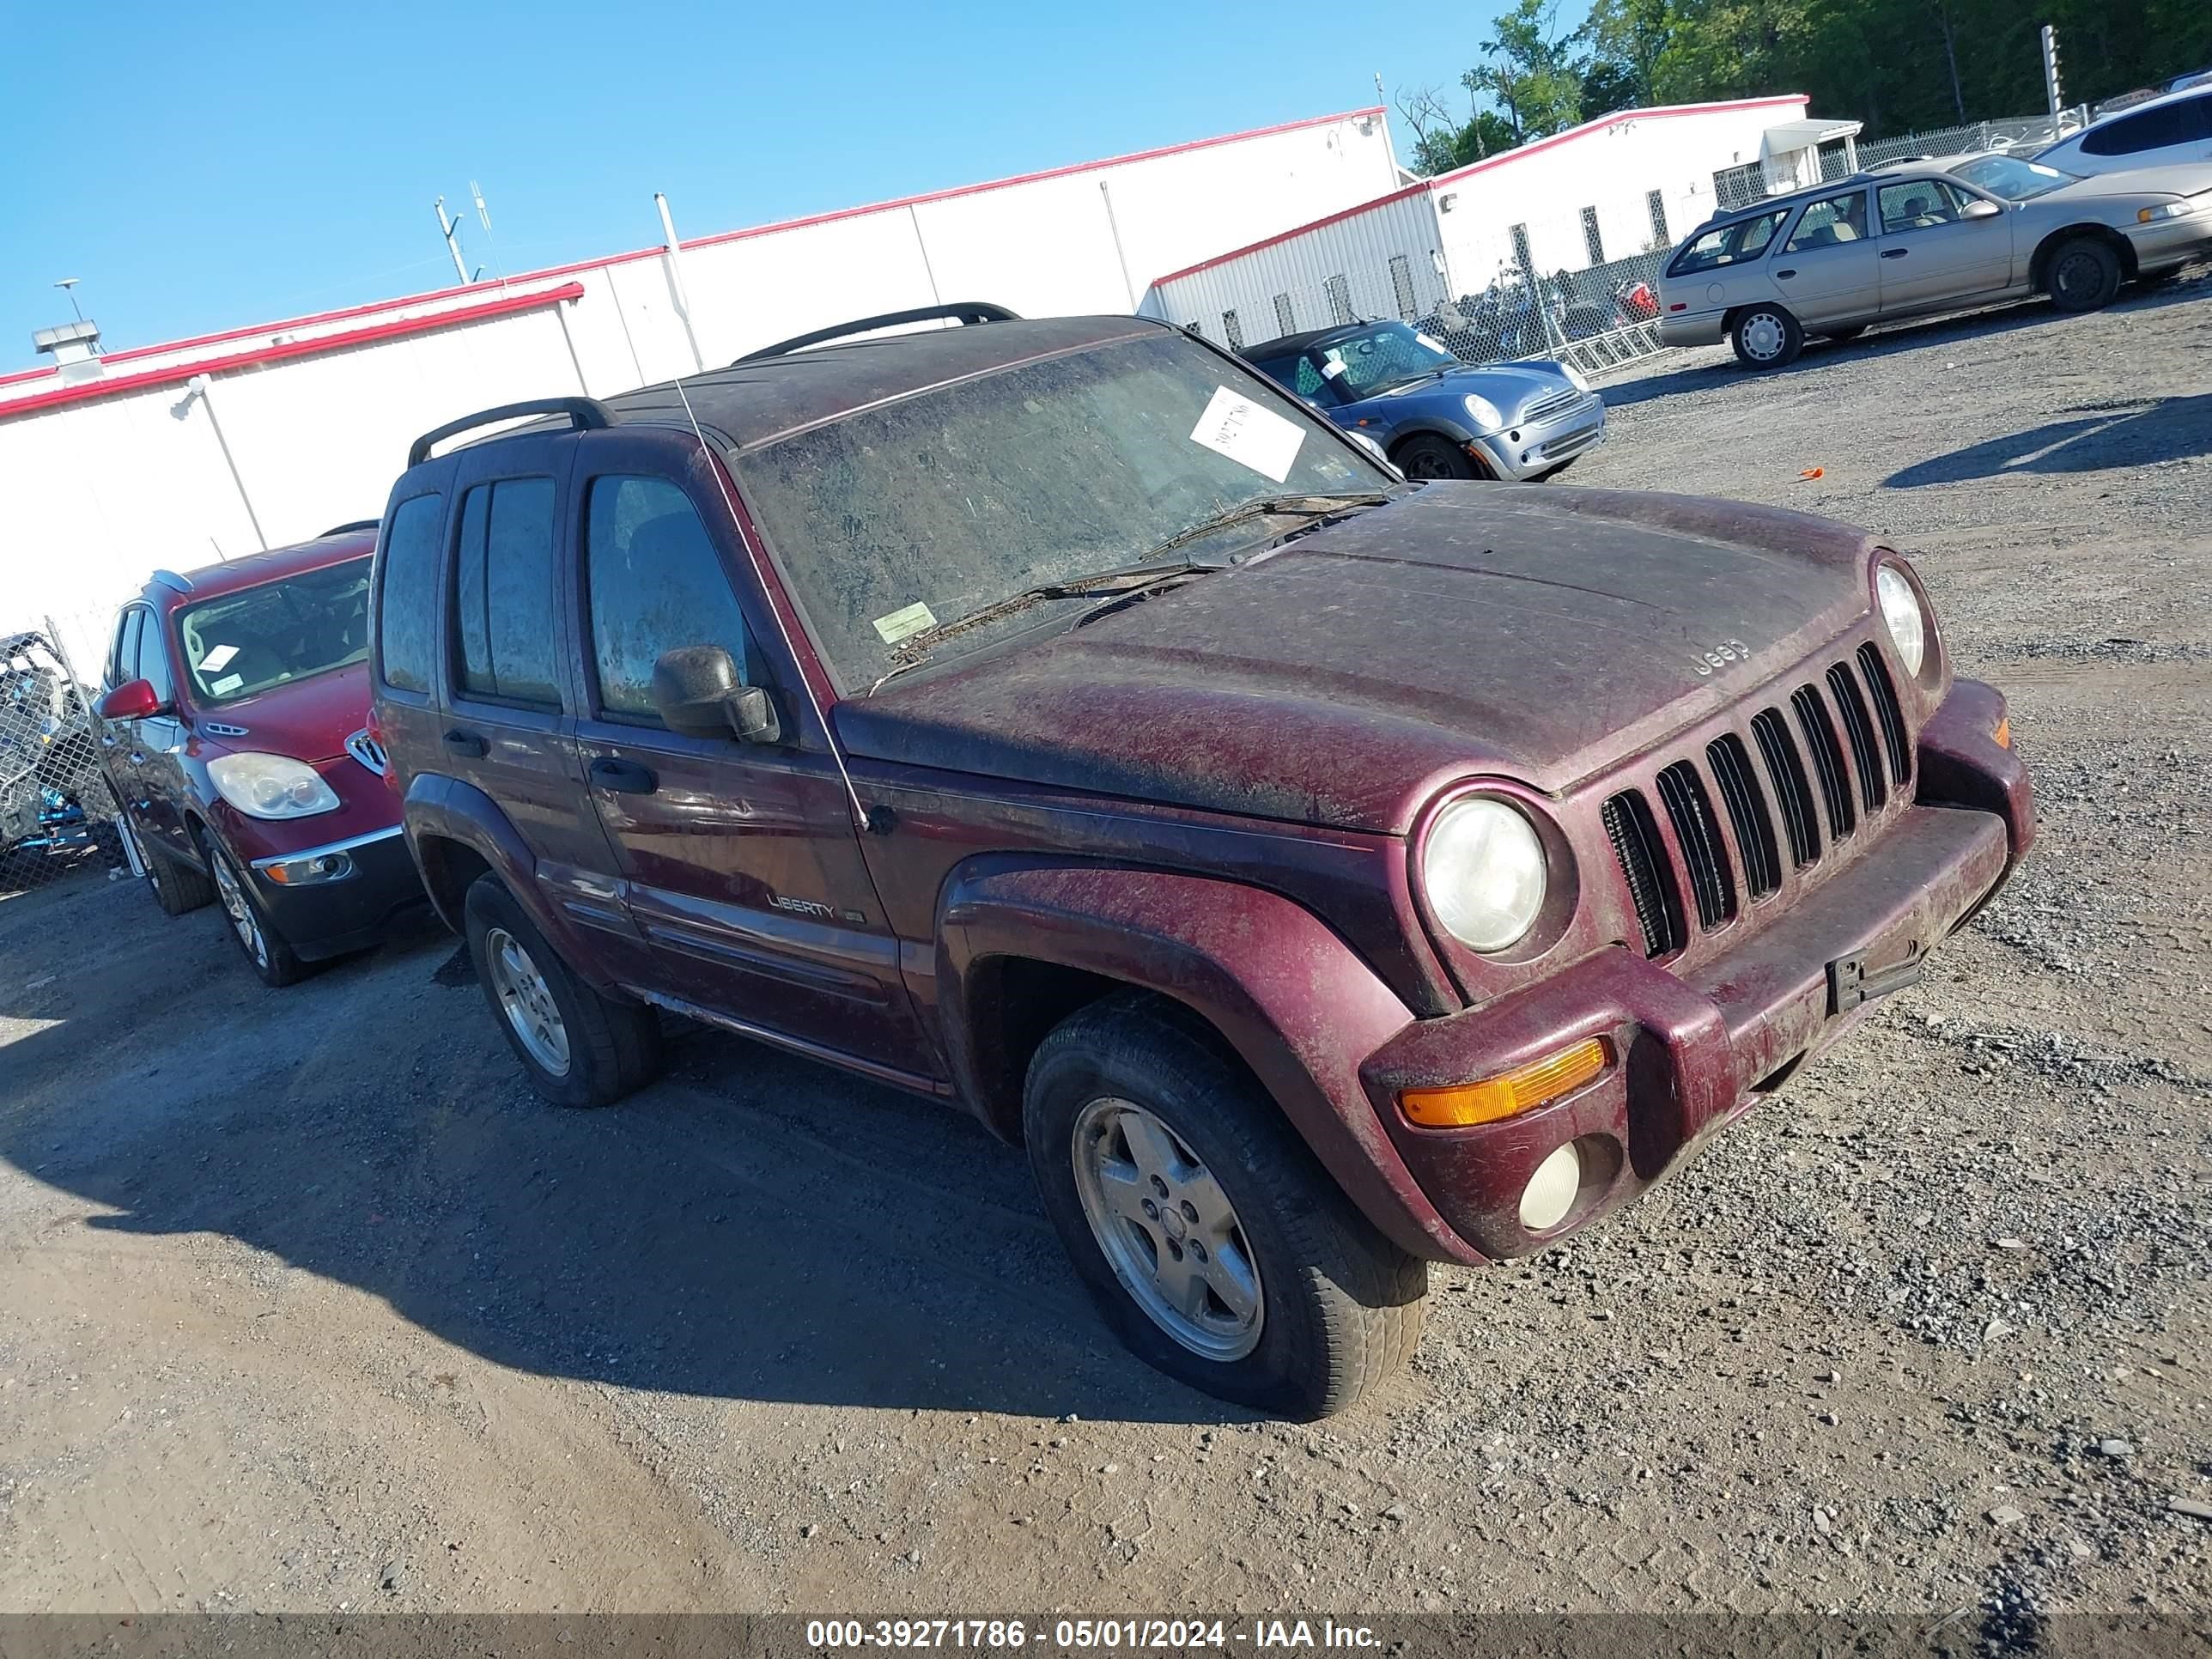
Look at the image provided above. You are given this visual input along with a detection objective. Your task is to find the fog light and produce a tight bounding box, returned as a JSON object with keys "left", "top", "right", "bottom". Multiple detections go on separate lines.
{"left": 1401, "top": 1038, "right": 1609, "bottom": 1127}
{"left": 1518, "top": 1144, "right": 1583, "bottom": 1232}
{"left": 262, "top": 850, "right": 354, "bottom": 886}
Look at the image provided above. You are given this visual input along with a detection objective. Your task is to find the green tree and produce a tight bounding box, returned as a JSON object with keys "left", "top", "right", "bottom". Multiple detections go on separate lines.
{"left": 1470, "top": 0, "right": 1593, "bottom": 142}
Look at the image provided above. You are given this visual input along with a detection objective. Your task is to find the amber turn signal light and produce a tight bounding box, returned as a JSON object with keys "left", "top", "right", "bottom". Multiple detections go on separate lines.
{"left": 1992, "top": 715, "right": 2011, "bottom": 750}
{"left": 1400, "top": 1038, "right": 1610, "bottom": 1128}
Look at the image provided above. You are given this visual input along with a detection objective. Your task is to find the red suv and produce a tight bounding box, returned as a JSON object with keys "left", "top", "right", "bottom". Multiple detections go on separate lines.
{"left": 372, "top": 306, "right": 2033, "bottom": 1417}
{"left": 96, "top": 526, "right": 422, "bottom": 985}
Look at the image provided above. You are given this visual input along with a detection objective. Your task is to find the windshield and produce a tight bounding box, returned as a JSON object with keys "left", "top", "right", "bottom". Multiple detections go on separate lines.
{"left": 732, "top": 331, "right": 1386, "bottom": 689}
{"left": 1668, "top": 209, "right": 1789, "bottom": 276}
{"left": 177, "top": 556, "right": 373, "bottom": 705}
{"left": 1948, "top": 155, "right": 2078, "bottom": 200}
{"left": 1310, "top": 322, "right": 1459, "bottom": 399}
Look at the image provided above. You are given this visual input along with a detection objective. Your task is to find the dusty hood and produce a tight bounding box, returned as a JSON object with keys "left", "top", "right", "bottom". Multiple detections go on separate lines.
{"left": 836, "top": 485, "right": 1881, "bottom": 834}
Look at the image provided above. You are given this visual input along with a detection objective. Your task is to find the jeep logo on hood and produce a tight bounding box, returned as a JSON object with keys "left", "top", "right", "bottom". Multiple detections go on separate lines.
{"left": 1692, "top": 638, "right": 1753, "bottom": 677}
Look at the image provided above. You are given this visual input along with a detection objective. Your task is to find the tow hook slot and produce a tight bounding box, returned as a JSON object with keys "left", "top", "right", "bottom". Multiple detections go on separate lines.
{"left": 1827, "top": 940, "right": 1924, "bottom": 1015}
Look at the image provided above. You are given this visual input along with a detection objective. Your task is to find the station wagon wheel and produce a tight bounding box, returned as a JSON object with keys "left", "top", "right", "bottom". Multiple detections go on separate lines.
{"left": 1730, "top": 304, "right": 1802, "bottom": 368}
{"left": 2046, "top": 236, "right": 2121, "bottom": 313}
{"left": 1024, "top": 993, "right": 1427, "bottom": 1419}
{"left": 461, "top": 875, "right": 661, "bottom": 1109}
{"left": 199, "top": 830, "right": 307, "bottom": 987}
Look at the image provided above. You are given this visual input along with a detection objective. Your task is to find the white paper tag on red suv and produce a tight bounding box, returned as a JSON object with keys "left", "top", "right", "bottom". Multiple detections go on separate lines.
{"left": 1190, "top": 386, "right": 1304, "bottom": 483}
{"left": 872, "top": 601, "right": 938, "bottom": 644}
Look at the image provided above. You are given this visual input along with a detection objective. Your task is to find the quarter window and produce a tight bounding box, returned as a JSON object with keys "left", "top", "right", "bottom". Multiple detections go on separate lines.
{"left": 584, "top": 476, "right": 751, "bottom": 722}
{"left": 453, "top": 477, "right": 561, "bottom": 706}
{"left": 1784, "top": 189, "right": 1870, "bottom": 252}
{"left": 1666, "top": 209, "right": 1789, "bottom": 276}
{"left": 377, "top": 493, "right": 447, "bottom": 694}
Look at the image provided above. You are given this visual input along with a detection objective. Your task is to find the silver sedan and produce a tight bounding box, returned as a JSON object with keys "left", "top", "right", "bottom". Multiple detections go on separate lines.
{"left": 1656, "top": 155, "right": 2212, "bottom": 368}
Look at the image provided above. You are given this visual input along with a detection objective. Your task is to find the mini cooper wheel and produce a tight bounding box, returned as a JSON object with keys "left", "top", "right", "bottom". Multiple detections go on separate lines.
{"left": 1024, "top": 994, "right": 1427, "bottom": 1419}
{"left": 201, "top": 830, "right": 307, "bottom": 987}
{"left": 2046, "top": 236, "right": 2122, "bottom": 312}
{"left": 1392, "top": 434, "right": 1483, "bottom": 481}
{"left": 463, "top": 875, "right": 661, "bottom": 1108}
{"left": 1731, "top": 304, "right": 1802, "bottom": 368}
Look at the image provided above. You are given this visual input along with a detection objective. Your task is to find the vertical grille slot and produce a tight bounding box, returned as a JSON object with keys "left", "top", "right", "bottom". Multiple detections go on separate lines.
{"left": 1856, "top": 641, "right": 1912, "bottom": 787}
{"left": 1706, "top": 733, "right": 1781, "bottom": 900}
{"left": 1602, "top": 790, "right": 1684, "bottom": 959}
{"left": 1826, "top": 662, "right": 1887, "bottom": 812}
{"left": 1655, "top": 761, "right": 1737, "bottom": 929}
{"left": 1750, "top": 708, "right": 1820, "bottom": 868}
{"left": 1791, "top": 684, "right": 1856, "bottom": 841}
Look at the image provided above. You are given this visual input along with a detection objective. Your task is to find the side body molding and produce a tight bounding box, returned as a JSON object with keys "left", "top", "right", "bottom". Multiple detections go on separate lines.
{"left": 935, "top": 859, "right": 1484, "bottom": 1265}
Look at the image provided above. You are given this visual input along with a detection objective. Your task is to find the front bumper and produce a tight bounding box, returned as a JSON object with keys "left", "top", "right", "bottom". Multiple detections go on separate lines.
{"left": 1356, "top": 678, "right": 2033, "bottom": 1261}
{"left": 1473, "top": 395, "right": 1607, "bottom": 482}
{"left": 2125, "top": 211, "right": 2212, "bottom": 272}
{"left": 246, "top": 825, "right": 427, "bottom": 959}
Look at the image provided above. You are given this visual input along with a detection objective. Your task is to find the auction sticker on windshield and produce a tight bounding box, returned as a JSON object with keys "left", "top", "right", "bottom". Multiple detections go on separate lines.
{"left": 1190, "top": 386, "right": 1305, "bottom": 483}
{"left": 873, "top": 601, "right": 939, "bottom": 645}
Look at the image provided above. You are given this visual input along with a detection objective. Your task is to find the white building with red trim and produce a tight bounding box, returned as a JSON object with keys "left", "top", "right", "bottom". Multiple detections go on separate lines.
{"left": 1139, "top": 96, "right": 1832, "bottom": 348}
{"left": 1, "top": 107, "right": 1399, "bottom": 665}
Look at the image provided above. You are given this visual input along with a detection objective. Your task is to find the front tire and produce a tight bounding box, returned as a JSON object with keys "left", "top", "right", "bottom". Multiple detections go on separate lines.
{"left": 1391, "top": 434, "right": 1482, "bottom": 481}
{"left": 2046, "top": 236, "right": 2122, "bottom": 312}
{"left": 1731, "top": 303, "right": 1803, "bottom": 368}
{"left": 464, "top": 875, "right": 661, "bottom": 1108}
{"left": 1023, "top": 994, "right": 1427, "bottom": 1419}
{"left": 133, "top": 822, "right": 216, "bottom": 916}
{"left": 201, "top": 829, "right": 307, "bottom": 988}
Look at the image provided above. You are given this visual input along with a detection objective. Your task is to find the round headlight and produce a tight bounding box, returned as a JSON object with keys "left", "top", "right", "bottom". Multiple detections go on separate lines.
{"left": 1876, "top": 563, "right": 1928, "bottom": 678}
{"left": 1423, "top": 798, "right": 1547, "bottom": 952}
{"left": 1462, "top": 393, "right": 1504, "bottom": 430}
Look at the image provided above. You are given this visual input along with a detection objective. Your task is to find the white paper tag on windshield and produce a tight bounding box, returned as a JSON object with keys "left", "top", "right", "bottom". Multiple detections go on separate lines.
{"left": 198, "top": 643, "right": 239, "bottom": 672}
{"left": 872, "top": 601, "right": 938, "bottom": 645}
{"left": 1189, "top": 386, "right": 1305, "bottom": 483}
{"left": 211, "top": 673, "right": 243, "bottom": 695}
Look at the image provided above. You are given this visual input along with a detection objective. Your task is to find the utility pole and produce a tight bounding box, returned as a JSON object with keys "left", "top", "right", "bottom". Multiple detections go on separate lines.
{"left": 2041, "top": 25, "right": 2064, "bottom": 120}
{"left": 434, "top": 197, "right": 471, "bottom": 285}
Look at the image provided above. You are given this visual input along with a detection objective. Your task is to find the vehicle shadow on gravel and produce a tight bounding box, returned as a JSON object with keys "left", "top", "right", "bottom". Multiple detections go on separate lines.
{"left": 1595, "top": 277, "right": 2212, "bottom": 410}
{"left": 0, "top": 901, "right": 1223, "bottom": 1425}
{"left": 1884, "top": 393, "right": 2212, "bottom": 486}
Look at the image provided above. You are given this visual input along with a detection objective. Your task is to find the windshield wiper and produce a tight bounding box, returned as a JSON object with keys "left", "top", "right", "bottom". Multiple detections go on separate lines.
{"left": 867, "top": 559, "right": 1224, "bottom": 695}
{"left": 1141, "top": 490, "right": 1393, "bottom": 564}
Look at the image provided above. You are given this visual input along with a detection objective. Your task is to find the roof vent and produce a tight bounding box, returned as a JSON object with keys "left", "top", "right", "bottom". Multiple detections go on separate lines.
{"left": 33, "top": 319, "right": 104, "bottom": 385}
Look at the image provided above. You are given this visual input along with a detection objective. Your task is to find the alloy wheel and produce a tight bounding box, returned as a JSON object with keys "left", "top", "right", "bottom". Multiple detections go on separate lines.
{"left": 485, "top": 927, "right": 572, "bottom": 1077}
{"left": 209, "top": 845, "right": 268, "bottom": 971}
{"left": 1070, "top": 1097, "right": 1264, "bottom": 1361}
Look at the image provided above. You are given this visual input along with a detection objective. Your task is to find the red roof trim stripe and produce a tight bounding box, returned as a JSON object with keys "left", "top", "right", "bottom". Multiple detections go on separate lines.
{"left": 1151, "top": 94, "right": 1809, "bottom": 288}
{"left": 11, "top": 106, "right": 1386, "bottom": 384}
{"left": 0, "top": 283, "right": 585, "bottom": 420}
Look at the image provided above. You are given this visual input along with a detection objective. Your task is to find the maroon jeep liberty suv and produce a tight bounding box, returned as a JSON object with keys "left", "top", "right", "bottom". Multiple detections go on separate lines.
{"left": 370, "top": 304, "right": 2033, "bottom": 1417}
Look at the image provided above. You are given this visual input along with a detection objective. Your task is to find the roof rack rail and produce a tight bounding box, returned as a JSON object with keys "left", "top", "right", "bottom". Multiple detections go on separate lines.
{"left": 734, "top": 301, "right": 1019, "bottom": 364}
{"left": 406, "top": 397, "right": 613, "bottom": 467}
{"left": 320, "top": 518, "right": 381, "bottom": 537}
{"left": 149, "top": 569, "right": 195, "bottom": 594}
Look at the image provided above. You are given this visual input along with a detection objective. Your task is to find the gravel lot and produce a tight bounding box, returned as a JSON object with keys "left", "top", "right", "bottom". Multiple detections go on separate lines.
{"left": 2, "top": 272, "right": 2208, "bottom": 1624}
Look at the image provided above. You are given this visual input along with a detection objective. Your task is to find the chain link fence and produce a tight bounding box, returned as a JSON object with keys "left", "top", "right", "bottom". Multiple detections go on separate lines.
{"left": 1, "top": 614, "right": 131, "bottom": 899}
{"left": 1716, "top": 108, "right": 2094, "bottom": 210}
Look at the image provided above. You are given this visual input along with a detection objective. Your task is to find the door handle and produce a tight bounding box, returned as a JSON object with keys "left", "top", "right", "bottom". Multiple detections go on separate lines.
{"left": 1774, "top": 268, "right": 1796, "bottom": 279}
{"left": 442, "top": 728, "right": 488, "bottom": 758}
{"left": 1881, "top": 248, "right": 1908, "bottom": 260}
{"left": 588, "top": 756, "right": 658, "bottom": 795}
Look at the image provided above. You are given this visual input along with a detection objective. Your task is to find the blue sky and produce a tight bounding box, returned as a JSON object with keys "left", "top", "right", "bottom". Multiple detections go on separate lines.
{"left": 1, "top": 0, "right": 1541, "bottom": 372}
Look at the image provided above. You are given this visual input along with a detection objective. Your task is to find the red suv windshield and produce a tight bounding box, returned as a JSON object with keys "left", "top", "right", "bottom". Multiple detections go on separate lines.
{"left": 176, "top": 556, "right": 374, "bottom": 705}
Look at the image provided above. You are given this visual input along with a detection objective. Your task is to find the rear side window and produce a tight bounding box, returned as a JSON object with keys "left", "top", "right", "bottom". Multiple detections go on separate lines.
{"left": 1784, "top": 189, "right": 1869, "bottom": 252}
{"left": 453, "top": 477, "right": 561, "bottom": 706}
{"left": 377, "top": 493, "right": 446, "bottom": 694}
{"left": 584, "top": 477, "right": 751, "bottom": 722}
{"left": 2080, "top": 94, "right": 2211, "bottom": 155}
{"left": 1667, "top": 209, "right": 1789, "bottom": 276}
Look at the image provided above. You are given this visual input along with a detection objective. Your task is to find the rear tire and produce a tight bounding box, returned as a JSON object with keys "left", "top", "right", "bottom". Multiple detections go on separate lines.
{"left": 1730, "top": 304, "right": 1802, "bottom": 368}
{"left": 464, "top": 875, "right": 661, "bottom": 1108}
{"left": 2046, "top": 237, "right": 2122, "bottom": 312}
{"left": 1392, "top": 434, "right": 1481, "bottom": 481}
{"left": 1023, "top": 993, "right": 1427, "bottom": 1419}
